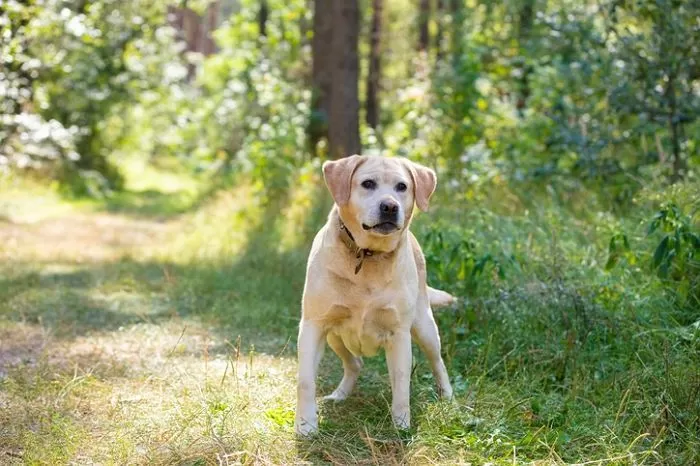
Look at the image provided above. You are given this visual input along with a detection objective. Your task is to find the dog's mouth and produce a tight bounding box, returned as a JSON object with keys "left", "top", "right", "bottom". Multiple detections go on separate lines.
{"left": 362, "top": 222, "right": 400, "bottom": 235}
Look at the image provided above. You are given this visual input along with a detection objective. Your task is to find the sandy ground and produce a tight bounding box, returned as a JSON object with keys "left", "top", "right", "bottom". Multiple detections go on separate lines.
{"left": 0, "top": 211, "right": 172, "bottom": 263}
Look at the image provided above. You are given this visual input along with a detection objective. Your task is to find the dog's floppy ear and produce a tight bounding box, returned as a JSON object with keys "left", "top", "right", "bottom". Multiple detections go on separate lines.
{"left": 322, "top": 155, "right": 366, "bottom": 206}
{"left": 403, "top": 159, "right": 437, "bottom": 212}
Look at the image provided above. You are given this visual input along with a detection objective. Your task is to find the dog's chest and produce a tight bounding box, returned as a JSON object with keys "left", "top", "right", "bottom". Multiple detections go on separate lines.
{"left": 330, "top": 306, "right": 398, "bottom": 357}
{"left": 323, "top": 284, "right": 413, "bottom": 357}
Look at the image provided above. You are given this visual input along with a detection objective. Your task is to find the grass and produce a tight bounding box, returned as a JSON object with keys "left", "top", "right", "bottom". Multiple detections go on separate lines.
{"left": 0, "top": 164, "right": 698, "bottom": 465}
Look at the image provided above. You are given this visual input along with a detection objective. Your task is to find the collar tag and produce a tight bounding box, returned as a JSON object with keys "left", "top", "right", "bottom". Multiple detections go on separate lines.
{"left": 354, "top": 248, "right": 372, "bottom": 274}
{"left": 354, "top": 257, "right": 363, "bottom": 274}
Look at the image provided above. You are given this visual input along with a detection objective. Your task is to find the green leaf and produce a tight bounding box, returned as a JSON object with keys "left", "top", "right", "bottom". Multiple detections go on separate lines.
{"left": 622, "top": 234, "right": 630, "bottom": 250}
{"left": 648, "top": 212, "right": 664, "bottom": 235}
{"left": 684, "top": 232, "right": 700, "bottom": 250}
{"left": 653, "top": 235, "right": 669, "bottom": 269}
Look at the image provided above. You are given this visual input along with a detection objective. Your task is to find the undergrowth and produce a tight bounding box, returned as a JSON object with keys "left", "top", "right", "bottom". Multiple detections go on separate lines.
{"left": 0, "top": 165, "right": 698, "bottom": 464}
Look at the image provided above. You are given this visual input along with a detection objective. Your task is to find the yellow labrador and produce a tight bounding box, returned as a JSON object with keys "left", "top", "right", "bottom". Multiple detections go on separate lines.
{"left": 295, "top": 155, "right": 455, "bottom": 436}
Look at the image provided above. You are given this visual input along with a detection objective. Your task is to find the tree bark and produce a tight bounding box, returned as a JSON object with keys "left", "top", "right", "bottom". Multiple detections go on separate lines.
{"left": 667, "top": 76, "right": 686, "bottom": 182}
{"left": 669, "top": 118, "right": 684, "bottom": 182}
{"left": 366, "top": 0, "right": 382, "bottom": 129}
{"left": 308, "top": 0, "right": 333, "bottom": 155}
{"left": 418, "top": 0, "right": 430, "bottom": 51}
{"left": 203, "top": 1, "right": 219, "bottom": 55}
{"left": 259, "top": 0, "right": 268, "bottom": 37}
{"left": 329, "top": 0, "right": 361, "bottom": 158}
{"left": 516, "top": 0, "right": 535, "bottom": 113}
{"left": 435, "top": 0, "right": 445, "bottom": 60}
{"left": 450, "top": 0, "right": 463, "bottom": 62}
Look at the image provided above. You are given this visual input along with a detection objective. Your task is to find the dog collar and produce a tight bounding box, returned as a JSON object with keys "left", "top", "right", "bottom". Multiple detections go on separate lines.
{"left": 338, "top": 218, "right": 374, "bottom": 274}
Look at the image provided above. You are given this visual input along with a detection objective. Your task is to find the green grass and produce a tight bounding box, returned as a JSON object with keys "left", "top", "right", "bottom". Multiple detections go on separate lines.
{"left": 0, "top": 165, "right": 698, "bottom": 464}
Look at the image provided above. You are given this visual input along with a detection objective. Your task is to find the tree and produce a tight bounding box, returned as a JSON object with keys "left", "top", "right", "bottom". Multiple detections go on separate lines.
{"left": 449, "top": 0, "right": 464, "bottom": 60}
{"left": 418, "top": 0, "right": 430, "bottom": 52}
{"left": 259, "top": 0, "right": 268, "bottom": 36}
{"left": 1, "top": 0, "right": 173, "bottom": 190}
{"left": 434, "top": 0, "right": 445, "bottom": 60}
{"left": 328, "top": 0, "right": 361, "bottom": 158}
{"left": 308, "top": 0, "right": 333, "bottom": 155}
{"left": 515, "top": 0, "right": 535, "bottom": 113}
{"left": 0, "top": 1, "right": 81, "bottom": 179}
{"left": 608, "top": 0, "right": 700, "bottom": 182}
{"left": 366, "top": 0, "right": 383, "bottom": 129}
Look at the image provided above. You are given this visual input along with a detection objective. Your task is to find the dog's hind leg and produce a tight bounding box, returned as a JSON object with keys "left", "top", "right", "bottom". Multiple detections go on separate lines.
{"left": 323, "top": 333, "right": 363, "bottom": 401}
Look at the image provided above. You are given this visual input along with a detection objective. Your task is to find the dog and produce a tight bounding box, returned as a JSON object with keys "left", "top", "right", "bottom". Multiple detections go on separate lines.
{"left": 295, "top": 155, "right": 455, "bottom": 436}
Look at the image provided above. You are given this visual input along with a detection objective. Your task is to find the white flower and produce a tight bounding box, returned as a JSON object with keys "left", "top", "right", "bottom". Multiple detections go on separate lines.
{"left": 66, "top": 15, "right": 87, "bottom": 37}
{"left": 475, "top": 77, "right": 492, "bottom": 95}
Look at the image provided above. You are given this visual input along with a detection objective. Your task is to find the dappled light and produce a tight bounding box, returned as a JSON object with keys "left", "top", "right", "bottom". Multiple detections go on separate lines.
{"left": 1, "top": 0, "right": 699, "bottom": 464}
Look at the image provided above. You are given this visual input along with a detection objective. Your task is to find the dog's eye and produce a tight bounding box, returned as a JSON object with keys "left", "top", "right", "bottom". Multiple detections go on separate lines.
{"left": 361, "top": 179, "right": 376, "bottom": 190}
{"left": 395, "top": 182, "right": 408, "bottom": 192}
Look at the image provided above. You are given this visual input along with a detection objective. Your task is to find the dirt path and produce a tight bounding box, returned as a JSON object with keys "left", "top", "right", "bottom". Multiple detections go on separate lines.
{"left": 0, "top": 208, "right": 179, "bottom": 379}
{"left": 0, "top": 203, "right": 301, "bottom": 464}
{"left": 0, "top": 211, "right": 174, "bottom": 263}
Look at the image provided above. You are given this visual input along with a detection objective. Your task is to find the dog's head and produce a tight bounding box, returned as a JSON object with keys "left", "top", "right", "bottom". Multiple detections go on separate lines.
{"left": 323, "top": 155, "right": 436, "bottom": 251}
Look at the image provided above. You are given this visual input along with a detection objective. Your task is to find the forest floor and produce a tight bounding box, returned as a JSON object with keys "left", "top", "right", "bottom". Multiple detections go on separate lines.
{"left": 0, "top": 167, "right": 426, "bottom": 465}
{"left": 0, "top": 170, "right": 310, "bottom": 465}
{"left": 0, "top": 163, "right": 697, "bottom": 465}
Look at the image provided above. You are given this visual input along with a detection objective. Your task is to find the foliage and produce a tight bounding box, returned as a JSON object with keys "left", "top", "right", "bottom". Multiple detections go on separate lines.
{"left": 608, "top": 0, "right": 700, "bottom": 180}
{"left": 378, "top": 0, "right": 699, "bottom": 197}
{"left": 415, "top": 179, "right": 699, "bottom": 463}
{"left": 4, "top": 0, "right": 698, "bottom": 196}
{"left": 422, "top": 222, "right": 512, "bottom": 297}
{"left": 2, "top": 0, "right": 700, "bottom": 463}
{"left": 602, "top": 186, "right": 700, "bottom": 308}
{"left": 2, "top": 166, "right": 699, "bottom": 463}
{"left": 0, "top": 1, "right": 79, "bottom": 175}
{"left": 647, "top": 203, "right": 700, "bottom": 279}
{"left": 195, "top": 0, "right": 311, "bottom": 187}
{"left": 2, "top": 0, "right": 178, "bottom": 193}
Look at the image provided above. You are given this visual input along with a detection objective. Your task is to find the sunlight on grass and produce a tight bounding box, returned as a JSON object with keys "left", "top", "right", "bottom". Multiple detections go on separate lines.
{"left": 1, "top": 164, "right": 698, "bottom": 464}
{"left": 118, "top": 156, "right": 200, "bottom": 196}
{"left": 276, "top": 161, "right": 332, "bottom": 254}
{"left": 0, "top": 318, "right": 300, "bottom": 464}
{"left": 0, "top": 174, "right": 83, "bottom": 224}
{"left": 161, "top": 183, "right": 264, "bottom": 264}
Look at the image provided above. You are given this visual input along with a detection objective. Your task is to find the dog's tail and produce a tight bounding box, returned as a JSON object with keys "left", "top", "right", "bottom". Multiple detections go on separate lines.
{"left": 428, "top": 286, "right": 457, "bottom": 309}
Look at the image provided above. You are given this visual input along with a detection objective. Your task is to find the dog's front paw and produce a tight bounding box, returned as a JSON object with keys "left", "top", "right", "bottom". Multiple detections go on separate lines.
{"left": 392, "top": 410, "right": 411, "bottom": 430}
{"left": 294, "top": 416, "right": 318, "bottom": 436}
{"left": 439, "top": 384, "right": 454, "bottom": 400}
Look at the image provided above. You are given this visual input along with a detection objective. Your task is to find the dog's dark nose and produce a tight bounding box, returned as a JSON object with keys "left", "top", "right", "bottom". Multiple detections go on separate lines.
{"left": 380, "top": 200, "right": 399, "bottom": 215}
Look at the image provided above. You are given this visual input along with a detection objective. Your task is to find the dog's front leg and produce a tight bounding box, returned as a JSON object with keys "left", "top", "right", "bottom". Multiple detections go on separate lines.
{"left": 295, "top": 318, "right": 325, "bottom": 436}
{"left": 385, "top": 330, "right": 412, "bottom": 429}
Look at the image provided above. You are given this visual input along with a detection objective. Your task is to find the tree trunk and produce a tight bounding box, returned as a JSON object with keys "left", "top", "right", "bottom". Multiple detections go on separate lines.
{"left": 667, "top": 75, "right": 686, "bottom": 182}
{"left": 418, "top": 0, "right": 430, "bottom": 51}
{"left": 366, "top": 0, "right": 382, "bottom": 129}
{"left": 450, "top": 0, "right": 463, "bottom": 62}
{"left": 435, "top": 0, "right": 445, "bottom": 60}
{"left": 329, "top": 0, "right": 361, "bottom": 158}
{"left": 259, "top": 0, "right": 268, "bottom": 37}
{"left": 516, "top": 0, "right": 535, "bottom": 113}
{"left": 203, "top": 1, "right": 219, "bottom": 55}
{"left": 308, "top": 0, "right": 333, "bottom": 155}
{"left": 669, "top": 119, "right": 685, "bottom": 182}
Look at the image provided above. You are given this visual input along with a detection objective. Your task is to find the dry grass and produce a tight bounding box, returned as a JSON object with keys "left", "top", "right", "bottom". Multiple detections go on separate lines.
{"left": 1, "top": 170, "right": 697, "bottom": 465}
{"left": 0, "top": 177, "right": 304, "bottom": 464}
